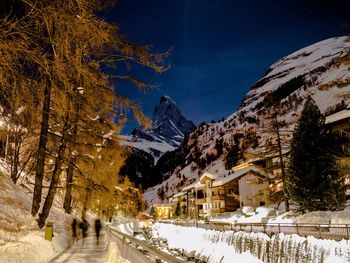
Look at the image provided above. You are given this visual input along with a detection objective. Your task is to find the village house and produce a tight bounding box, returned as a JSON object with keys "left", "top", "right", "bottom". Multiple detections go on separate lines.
{"left": 199, "top": 163, "right": 270, "bottom": 218}
{"left": 182, "top": 182, "right": 206, "bottom": 219}
{"left": 325, "top": 107, "right": 350, "bottom": 188}
{"left": 170, "top": 162, "right": 271, "bottom": 219}
{"left": 169, "top": 191, "right": 188, "bottom": 218}
{"left": 152, "top": 204, "right": 173, "bottom": 220}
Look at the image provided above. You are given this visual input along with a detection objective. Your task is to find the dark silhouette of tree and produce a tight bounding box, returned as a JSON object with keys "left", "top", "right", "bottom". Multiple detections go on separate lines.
{"left": 286, "top": 96, "right": 346, "bottom": 212}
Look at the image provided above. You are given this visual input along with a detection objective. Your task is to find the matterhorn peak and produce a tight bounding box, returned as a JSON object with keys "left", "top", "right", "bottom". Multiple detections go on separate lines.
{"left": 132, "top": 95, "right": 196, "bottom": 153}
{"left": 159, "top": 95, "right": 176, "bottom": 105}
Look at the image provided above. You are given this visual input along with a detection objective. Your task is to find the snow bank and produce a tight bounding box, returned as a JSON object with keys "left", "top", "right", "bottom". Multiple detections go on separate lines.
{"left": 0, "top": 160, "right": 75, "bottom": 262}
{"left": 153, "top": 223, "right": 350, "bottom": 263}
{"left": 152, "top": 223, "right": 263, "bottom": 263}
{"left": 0, "top": 231, "right": 68, "bottom": 263}
{"left": 210, "top": 206, "right": 278, "bottom": 224}
{"left": 296, "top": 211, "right": 334, "bottom": 224}
{"left": 209, "top": 211, "right": 243, "bottom": 223}
{"left": 242, "top": 206, "right": 255, "bottom": 214}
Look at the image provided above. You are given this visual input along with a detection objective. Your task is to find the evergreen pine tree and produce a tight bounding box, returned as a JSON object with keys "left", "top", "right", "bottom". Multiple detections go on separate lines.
{"left": 286, "top": 96, "right": 346, "bottom": 211}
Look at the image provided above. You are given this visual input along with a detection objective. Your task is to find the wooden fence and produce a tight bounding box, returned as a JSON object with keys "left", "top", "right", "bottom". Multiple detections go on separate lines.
{"left": 159, "top": 220, "right": 350, "bottom": 241}
{"left": 106, "top": 226, "right": 186, "bottom": 263}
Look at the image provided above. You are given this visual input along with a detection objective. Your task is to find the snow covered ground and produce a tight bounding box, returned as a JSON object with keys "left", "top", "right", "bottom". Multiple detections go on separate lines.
{"left": 152, "top": 222, "right": 262, "bottom": 263}
{"left": 153, "top": 222, "right": 350, "bottom": 263}
{"left": 0, "top": 159, "right": 128, "bottom": 263}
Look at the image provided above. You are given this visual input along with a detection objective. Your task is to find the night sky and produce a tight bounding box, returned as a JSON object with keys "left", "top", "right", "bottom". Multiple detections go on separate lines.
{"left": 105, "top": 0, "right": 350, "bottom": 134}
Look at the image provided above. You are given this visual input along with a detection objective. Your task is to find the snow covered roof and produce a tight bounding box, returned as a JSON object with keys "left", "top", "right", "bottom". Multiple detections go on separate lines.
{"left": 200, "top": 171, "right": 220, "bottom": 181}
{"left": 212, "top": 164, "right": 266, "bottom": 187}
{"left": 153, "top": 203, "right": 172, "bottom": 208}
{"left": 182, "top": 182, "right": 205, "bottom": 191}
{"left": 172, "top": 191, "right": 186, "bottom": 198}
{"left": 325, "top": 108, "right": 350, "bottom": 124}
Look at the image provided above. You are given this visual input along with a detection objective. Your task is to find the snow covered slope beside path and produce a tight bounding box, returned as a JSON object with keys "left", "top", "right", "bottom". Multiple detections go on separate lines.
{"left": 0, "top": 231, "right": 68, "bottom": 263}
{"left": 0, "top": 159, "right": 73, "bottom": 262}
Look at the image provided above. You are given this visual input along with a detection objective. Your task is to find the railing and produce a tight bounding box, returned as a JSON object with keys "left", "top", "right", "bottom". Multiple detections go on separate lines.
{"left": 106, "top": 226, "right": 186, "bottom": 263}
{"left": 209, "top": 208, "right": 226, "bottom": 214}
{"left": 196, "top": 198, "right": 206, "bottom": 204}
{"left": 211, "top": 195, "right": 225, "bottom": 201}
{"left": 159, "top": 220, "right": 350, "bottom": 241}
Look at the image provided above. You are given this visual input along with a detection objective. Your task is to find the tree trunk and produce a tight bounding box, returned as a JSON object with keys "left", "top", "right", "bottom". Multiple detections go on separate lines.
{"left": 63, "top": 98, "right": 80, "bottom": 213}
{"left": 82, "top": 187, "right": 91, "bottom": 219}
{"left": 274, "top": 115, "right": 290, "bottom": 212}
{"left": 32, "top": 81, "right": 51, "bottom": 216}
{"left": 10, "top": 135, "right": 20, "bottom": 184}
{"left": 63, "top": 157, "right": 74, "bottom": 214}
{"left": 37, "top": 113, "right": 70, "bottom": 228}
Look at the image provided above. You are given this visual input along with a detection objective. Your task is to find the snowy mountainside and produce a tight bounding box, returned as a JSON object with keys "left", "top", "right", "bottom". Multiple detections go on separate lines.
{"left": 121, "top": 135, "right": 175, "bottom": 163}
{"left": 144, "top": 35, "right": 350, "bottom": 205}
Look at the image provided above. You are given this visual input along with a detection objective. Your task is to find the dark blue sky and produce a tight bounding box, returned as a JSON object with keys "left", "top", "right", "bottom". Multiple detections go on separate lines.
{"left": 105, "top": 0, "right": 350, "bottom": 134}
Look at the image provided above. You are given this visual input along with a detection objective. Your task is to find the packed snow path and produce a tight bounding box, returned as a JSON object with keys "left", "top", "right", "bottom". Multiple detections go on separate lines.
{"left": 49, "top": 232, "right": 128, "bottom": 263}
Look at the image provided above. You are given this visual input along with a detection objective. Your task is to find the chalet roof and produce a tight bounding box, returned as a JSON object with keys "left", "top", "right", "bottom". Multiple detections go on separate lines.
{"left": 212, "top": 164, "right": 267, "bottom": 187}
{"left": 172, "top": 191, "right": 186, "bottom": 198}
{"left": 200, "top": 171, "right": 227, "bottom": 182}
{"left": 325, "top": 108, "right": 350, "bottom": 124}
{"left": 182, "top": 181, "right": 205, "bottom": 191}
{"left": 153, "top": 204, "right": 172, "bottom": 208}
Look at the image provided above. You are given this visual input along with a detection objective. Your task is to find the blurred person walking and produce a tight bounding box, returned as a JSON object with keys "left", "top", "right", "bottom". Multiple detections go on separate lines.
{"left": 71, "top": 218, "right": 77, "bottom": 242}
{"left": 94, "top": 219, "right": 102, "bottom": 245}
{"left": 79, "top": 217, "right": 89, "bottom": 244}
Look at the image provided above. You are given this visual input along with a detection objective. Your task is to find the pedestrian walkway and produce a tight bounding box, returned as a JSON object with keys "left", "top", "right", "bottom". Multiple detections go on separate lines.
{"left": 49, "top": 232, "right": 127, "bottom": 263}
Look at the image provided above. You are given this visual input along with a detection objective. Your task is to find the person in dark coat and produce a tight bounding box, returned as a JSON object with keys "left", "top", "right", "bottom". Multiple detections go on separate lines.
{"left": 94, "top": 219, "right": 102, "bottom": 245}
{"left": 71, "top": 218, "right": 77, "bottom": 242}
{"left": 79, "top": 218, "right": 89, "bottom": 243}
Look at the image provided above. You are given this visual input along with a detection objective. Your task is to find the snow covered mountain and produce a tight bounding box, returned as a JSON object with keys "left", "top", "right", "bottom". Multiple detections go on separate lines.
{"left": 120, "top": 96, "right": 196, "bottom": 189}
{"left": 144, "top": 36, "right": 350, "bottom": 205}
{"left": 123, "top": 96, "right": 196, "bottom": 161}
{"left": 133, "top": 96, "right": 196, "bottom": 147}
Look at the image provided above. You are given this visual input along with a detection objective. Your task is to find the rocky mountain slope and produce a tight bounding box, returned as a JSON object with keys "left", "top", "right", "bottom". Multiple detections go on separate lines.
{"left": 144, "top": 36, "right": 350, "bottom": 205}
{"left": 120, "top": 96, "right": 196, "bottom": 188}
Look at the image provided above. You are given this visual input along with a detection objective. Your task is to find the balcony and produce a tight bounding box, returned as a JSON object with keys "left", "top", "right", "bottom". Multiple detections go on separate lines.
{"left": 196, "top": 198, "right": 206, "bottom": 204}
{"left": 211, "top": 195, "right": 225, "bottom": 201}
{"left": 210, "top": 208, "right": 226, "bottom": 214}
